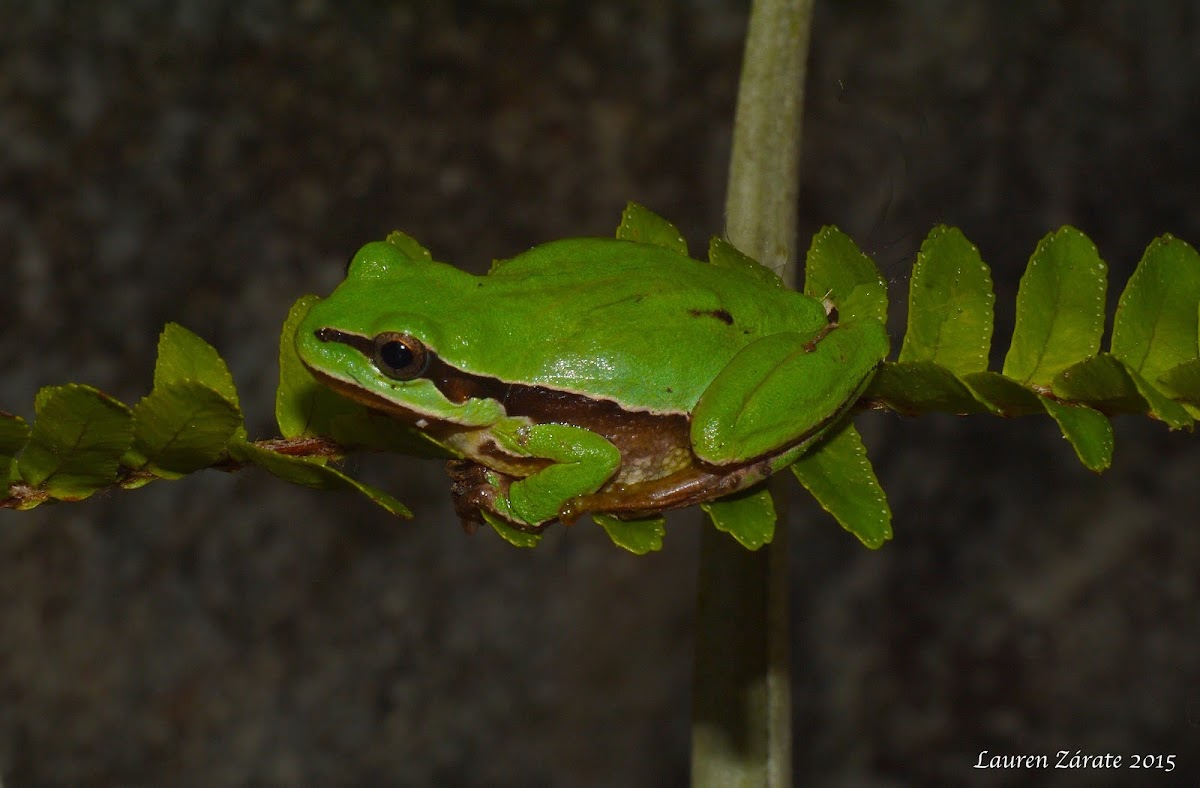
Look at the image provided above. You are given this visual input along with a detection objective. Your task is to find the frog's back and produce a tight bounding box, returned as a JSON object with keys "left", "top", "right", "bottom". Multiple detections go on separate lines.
{"left": 439, "top": 238, "right": 829, "bottom": 414}
{"left": 487, "top": 237, "right": 817, "bottom": 328}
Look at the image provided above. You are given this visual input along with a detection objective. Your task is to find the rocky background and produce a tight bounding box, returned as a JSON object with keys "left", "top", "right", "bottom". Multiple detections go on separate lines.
{"left": 2, "top": 1, "right": 1199, "bottom": 784}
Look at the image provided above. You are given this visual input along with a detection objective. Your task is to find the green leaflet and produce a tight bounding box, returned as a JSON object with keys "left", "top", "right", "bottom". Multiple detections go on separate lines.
{"left": 866, "top": 360, "right": 993, "bottom": 415}
{"left": 700, "top": 485, "right": 776, "bottom": 550}
{"left": 1053, "top": 354, "right": 1191, "bottom": 429}
{"left": 900, "top": 226, "right": 994, "bottom": 374}
{"left": 1041, "top": 400, "right": 1113, "bottom": 472}
{"left": 1111, "top": 234, "right": 1200, "bottom": 385}
{"left": 130, "top": 381, "right": 243, "bottom": 478}
{"left": 1158, "top": 358, "right": 1200, "bottom": 407}
{"left": 1003, "top": 228, "right": 1107, "bottom": 386}
{"left": 952, "top": 363, "right": 1116, "bottom": 471}
{"left": 803, "top": 226, "right": 889, "bottom": 325}
{"left": 276, "top": 294, "right": 361, "bottom": 439}
{"left": 616, "top": 201, "right": 688, "bottom": 256}
{"left": 789, "top": 422, "right": 891, "bottom": 549}
{"left": 1051, "top": 354, "right": 1153, "bottom": 413}
{"left": 483, "top": 511, "right": 543, "bottom": 548}
{"left": 959, "top": 371, "right": 1057, "bottom": 414}
{"left": 122, "top": 325, "right": 247, "bottom": 478}
{"left": 19, "top": 385, "right": 135, "bottom": 501}
{"left": 708, "top": 235, "right": 785, "bottom": 289}
{"left": 1, "top": 411, "right": 31, "bottom": 486}
{"left": 227, "top": 438, "right": 411, "bottom": 518}
{"left": 594, "top": 513, "right": 667, "bottom": 554}
{"left": 155, "top": 323, "right": 241, "bottom": 410}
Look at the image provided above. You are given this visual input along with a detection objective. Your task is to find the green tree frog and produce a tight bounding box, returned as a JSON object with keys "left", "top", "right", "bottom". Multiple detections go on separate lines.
{"left": 295, "top": 230, "right": 888, "bottom": 533}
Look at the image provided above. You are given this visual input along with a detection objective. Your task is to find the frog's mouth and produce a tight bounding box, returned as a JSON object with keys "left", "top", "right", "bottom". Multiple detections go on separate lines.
{"left": 303, "top": 362, "right": 437, "bottom": 426}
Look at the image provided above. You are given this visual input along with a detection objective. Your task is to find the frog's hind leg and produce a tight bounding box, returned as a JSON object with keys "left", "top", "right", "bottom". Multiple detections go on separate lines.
{"left": 562, "top": 457, "right": 775, "bottom": 523}
{"left": 690, "top": 319, "right": 888, "bottom": 466}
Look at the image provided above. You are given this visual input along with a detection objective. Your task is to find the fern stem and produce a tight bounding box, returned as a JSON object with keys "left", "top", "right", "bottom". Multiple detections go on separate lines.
{"left": 691, "top": 0, "right": 813, "bottom": 785}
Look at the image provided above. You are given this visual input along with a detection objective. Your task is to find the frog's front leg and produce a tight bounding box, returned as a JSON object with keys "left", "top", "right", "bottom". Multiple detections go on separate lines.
{"left": 457, "top": 420, "right": 622, "bottom": 529}
{"left": 691, "top": 319, "right": 889, "bottom": 465}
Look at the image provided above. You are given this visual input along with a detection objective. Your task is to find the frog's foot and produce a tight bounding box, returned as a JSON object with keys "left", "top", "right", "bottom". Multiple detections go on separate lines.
{"left": 446, "top": 459, "right": 497, "bottom": 533}
{"left": 445, "top": 460, "right": 553, "bottom": 535}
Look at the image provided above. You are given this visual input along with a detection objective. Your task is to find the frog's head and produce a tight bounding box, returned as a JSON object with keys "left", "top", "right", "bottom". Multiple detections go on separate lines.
{"left": 295, "top": 240, "right": 504, "bottom": 427}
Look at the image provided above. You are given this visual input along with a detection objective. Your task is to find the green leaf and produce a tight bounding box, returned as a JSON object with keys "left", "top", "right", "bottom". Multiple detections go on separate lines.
{"left": 899, "top": 226, "right": 995, "bottom": 374}
{"left": 155, "top": 323, "right": 240, "bottom": 409}
{"left": 326, "top": 411, "right": 453, "bottom": 458}
{"left": 593, "top": 512, "right": 666, "bottom": 554}
{"left": 803, "top": 226, "right": 888, "bottom": 325}
{"left": 19, "top": 384, "right": 134, "bottom": 500}
{"left": 117, "top": 474, "right": 157, "bottom": 492}
{"left": 966, "top": 365, "right": 1119, "bottom": 470}
{"left": 1120, "top": 365, "right": 1193, "bottom": 429}
{"left": 1053, "top": 353, "right": 1192, "bottom": 428}
{"left": 130, "top": 381, "right": 243, "bottom": 477}
{"left": 865, "top": 361, "right": 993, "bottom": 415}
{"left": 1041, "top": 399, "right": 1113, "bottom": 472}
{"left": 1052, "top": 354, "right": 1151, "bottom": 412}
{"left": 960, "top": 371, "right": 1045, "bottom": 416}
{"left": 1158, "top": 358, "right": 1200, "bottom": 406}
{"left": 707, "top": 236, "right": 784, "bottom": 289}
{"left": 1111, "top": 234, "right": 1200, "bottom": 385}
{"left": 276, "top": 295, "right": 358, "bottom": 439}
{"left": 790, "top": 422, "right": 891, "bottom": 549}
{"left": 483, "top": 511, "right": 543, "bottom": 548}
{"left": 1, "top": 411, "right": 31, "bottom": 485}
{"left": 1002, "top": 227, "right": 1107, "bottom": 386}
{"left": 227, "top": 438, "right": 411, "bottom": 517}
{"left": 384, "top": 230, "right": 434, "bottom": 262}
{"left": 700, "top": 486, "right": 776, "bottom": 550}
{"left": 615, "top": 202, "right": 688, "bottom": 256}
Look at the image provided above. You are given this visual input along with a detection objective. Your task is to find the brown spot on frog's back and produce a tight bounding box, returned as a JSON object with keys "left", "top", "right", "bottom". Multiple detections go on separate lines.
{"left": 688, "top": 307, "right": 734, "bottom": 325}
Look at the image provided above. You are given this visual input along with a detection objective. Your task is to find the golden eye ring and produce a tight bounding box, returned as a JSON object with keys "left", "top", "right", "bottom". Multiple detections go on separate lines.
{"left": 372, "top": 332, "right": 429, "bottom": 380}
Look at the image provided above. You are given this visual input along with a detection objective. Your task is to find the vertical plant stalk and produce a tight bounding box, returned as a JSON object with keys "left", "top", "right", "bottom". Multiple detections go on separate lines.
{"left": 691, "top": 0, "right": 813, "bottom": 786}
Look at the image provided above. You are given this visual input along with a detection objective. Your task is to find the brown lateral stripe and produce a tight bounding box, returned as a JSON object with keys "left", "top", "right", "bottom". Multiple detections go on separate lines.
{"left": 314, "top": 325, "right": 693, "bottom": 452}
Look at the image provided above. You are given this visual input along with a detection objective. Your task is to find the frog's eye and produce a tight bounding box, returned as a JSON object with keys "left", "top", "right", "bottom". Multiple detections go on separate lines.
{"left": 372, "top": 332, "right": 429, "bottom": 380}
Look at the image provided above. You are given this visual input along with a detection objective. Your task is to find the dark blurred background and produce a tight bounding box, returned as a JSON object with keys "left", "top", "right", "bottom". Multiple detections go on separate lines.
{"left": 2, "top": 1, "right": 1199, "bottom": 784}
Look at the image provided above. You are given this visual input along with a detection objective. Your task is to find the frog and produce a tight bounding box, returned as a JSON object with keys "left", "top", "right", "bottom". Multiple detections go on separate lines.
{"left": 294, "top": 227, "right": 888, "bottom": 534}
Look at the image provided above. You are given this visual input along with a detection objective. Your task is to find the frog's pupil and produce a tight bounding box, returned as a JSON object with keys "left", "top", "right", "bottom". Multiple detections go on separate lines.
{"left": 379, "top": 341, "right": 414, "bottom": 371}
